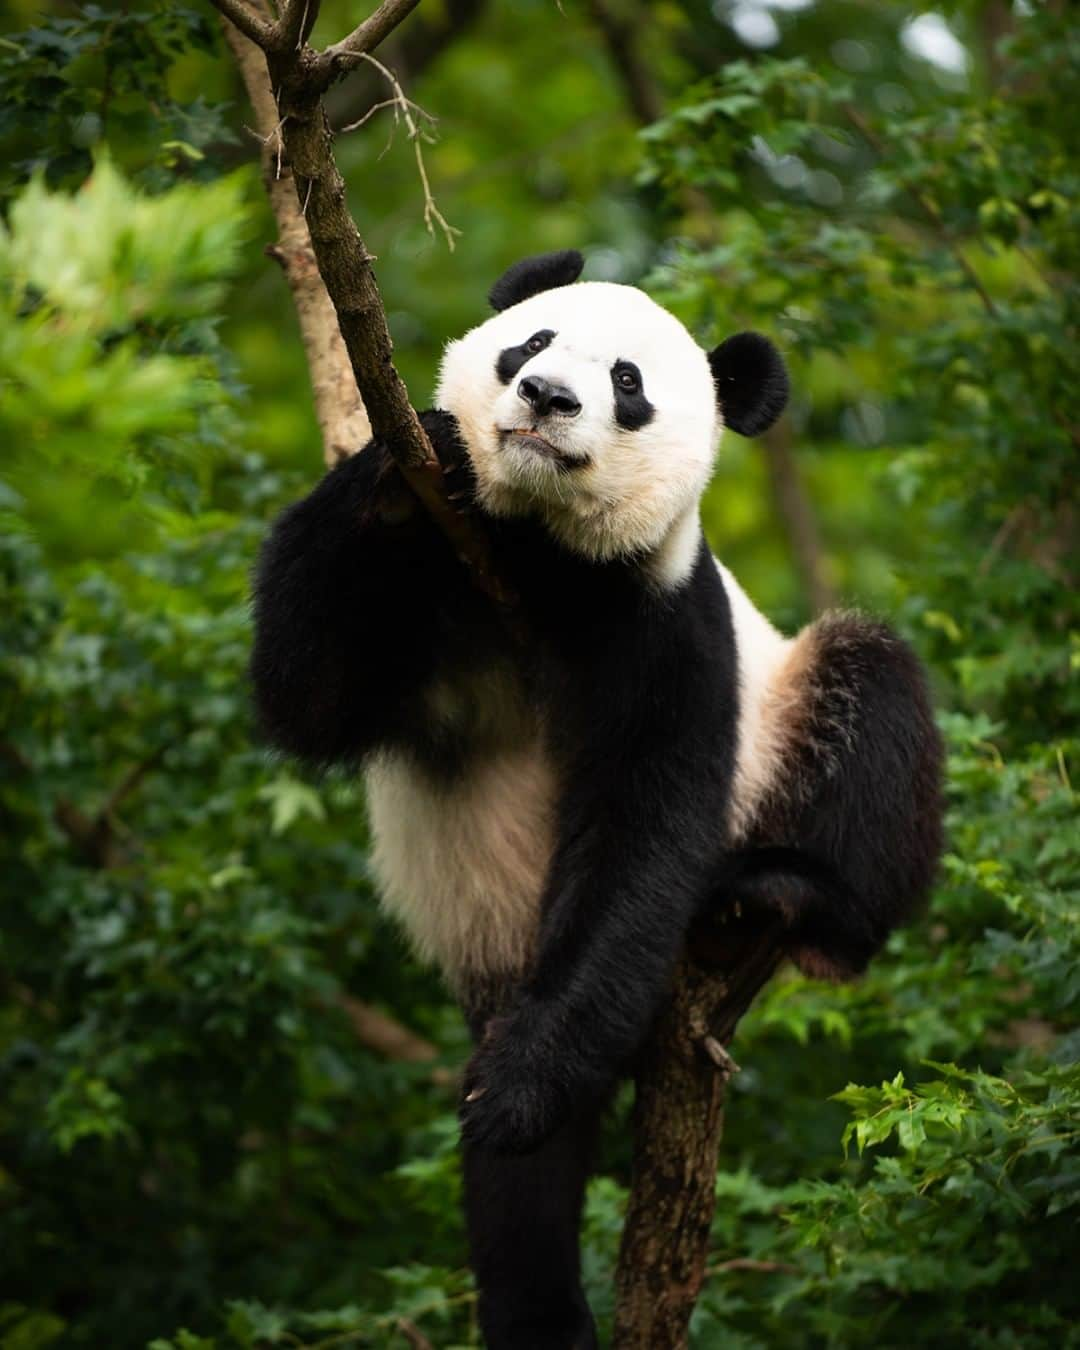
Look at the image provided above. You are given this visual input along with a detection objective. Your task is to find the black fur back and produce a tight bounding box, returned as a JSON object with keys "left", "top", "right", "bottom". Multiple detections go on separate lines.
{"left": 728, "top": 612, "right": 943, "bottom": 977}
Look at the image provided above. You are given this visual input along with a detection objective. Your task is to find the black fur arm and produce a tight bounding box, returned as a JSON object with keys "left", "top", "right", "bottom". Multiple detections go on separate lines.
{"left": 461, "top": 566, "right": 737, "bottom": 1153}
{"left": 250, "top": 411, "right": 469, "bottom": 766}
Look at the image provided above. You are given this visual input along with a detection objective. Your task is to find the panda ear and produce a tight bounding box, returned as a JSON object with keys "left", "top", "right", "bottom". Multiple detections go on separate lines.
{"left": 708, "top": 332, "right": 789, "bottom": 437}
{"left": 488, "top": 250, "right": 585, "bottom": 312}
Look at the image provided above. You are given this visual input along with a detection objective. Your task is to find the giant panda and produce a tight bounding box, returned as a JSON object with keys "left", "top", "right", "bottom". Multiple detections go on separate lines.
{"left": 251, "top": 250, "right": 943, "bottom": 1350}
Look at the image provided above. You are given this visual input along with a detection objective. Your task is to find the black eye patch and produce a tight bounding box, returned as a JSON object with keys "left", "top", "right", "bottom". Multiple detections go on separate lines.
{"left": 611, "top": 360, "right": 654, "bottom": 431}
{"left": 495, "top": 329, "right": 555, "bottom": 385}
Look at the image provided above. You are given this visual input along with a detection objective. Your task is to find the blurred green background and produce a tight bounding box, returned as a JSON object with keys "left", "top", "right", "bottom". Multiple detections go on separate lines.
{"left": 0, "top": 1, "right": 1076, "bottom": 1347}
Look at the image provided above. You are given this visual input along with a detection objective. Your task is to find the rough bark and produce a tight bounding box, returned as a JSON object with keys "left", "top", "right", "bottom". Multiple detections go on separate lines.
{"left": 613, "top": 920, "right": 783, "bottom": 1349}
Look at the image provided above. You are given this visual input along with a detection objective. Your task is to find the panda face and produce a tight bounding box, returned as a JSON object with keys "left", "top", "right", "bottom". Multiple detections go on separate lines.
{"left": 435, "top": 282, "right": 719, "bottom": 566}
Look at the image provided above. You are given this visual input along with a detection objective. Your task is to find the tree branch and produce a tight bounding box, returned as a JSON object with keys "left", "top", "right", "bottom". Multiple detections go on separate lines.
{"left": 352, "top": 53, "right": 460, "bottom": 250}
{"left": 584, "top": 0, "right": 664, "bottom": 126}
{"left": 278, "top": 0, "right": 320, "bottom": 53}
{"left": 709, "top": 1257, "right": 799, "bottom": 1276}
{"left": 220, "top": 11, "right": 371, "bottom": 464}
{"left": 212, "top": 0, "right": 276, "bottom": 48}
{"left": 338, "top": 994, "right": 455, "bottom": 1085}
{"left": 316, "top": 0, "right": 425, "bottom": 84}
{"left": 211, "top": 0, "right": 519, "bottom": 608}
{"left": 324, "top": 0, "right": 488, "bottom": 134}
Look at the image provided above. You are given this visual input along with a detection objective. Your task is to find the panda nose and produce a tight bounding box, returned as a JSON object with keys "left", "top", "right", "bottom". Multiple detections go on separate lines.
{"left": 517, "top": 375, "right": 581, "bottom": 418}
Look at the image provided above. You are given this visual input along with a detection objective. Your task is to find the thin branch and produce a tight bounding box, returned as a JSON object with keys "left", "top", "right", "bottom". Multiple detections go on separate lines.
{"left": 101, "top": 745, "right": 168, "bottom": 820}
{"left": 253, "top": 14, "right": 520, "bottom": 611}
{"left": 314, "top": 0, "right": 424, "bottom": 87}
{"left": 358, "top": 52, "right": 460, "bottom": 250}
{"left": 278, "top": 0, "right": 319, "bottom": 51}
{"left": 31, "top": 746, "right": 168, "bottom": 870}
{"left": 977, "top": 502, "right": 1028, "bottom": 577}
{"left": 220, "top": 12, "right": 372, "bottom": 464}
{"left": 325, "top": 0, "right": 488, "bottom": 134}
{"left": 396, "top": 1320, "right": 435, "bottom": 1350}
{"left": 338, "top": 96, "right": 415, "bottom": 133}
{"left": 337, "top": 995, "right": 456, "bottom": 1086}
{"left": 209, "top": 0, "right": 277, "bottom": 48}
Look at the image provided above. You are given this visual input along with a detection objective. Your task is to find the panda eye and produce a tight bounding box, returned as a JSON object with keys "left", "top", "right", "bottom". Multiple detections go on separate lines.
{"left": 525, "top": 332, "right": 549, "bottom": 354}
{"left": 615, "top": 366, "right": 641, "bottom": 393}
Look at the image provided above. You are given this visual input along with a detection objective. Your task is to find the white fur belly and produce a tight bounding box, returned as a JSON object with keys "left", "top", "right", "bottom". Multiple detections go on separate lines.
{"left": 364, "top": 741, "right": 558, "bottom": 985}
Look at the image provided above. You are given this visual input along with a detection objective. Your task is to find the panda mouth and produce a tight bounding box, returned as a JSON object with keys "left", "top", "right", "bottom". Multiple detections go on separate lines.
{"left": 498, "top": 427, "right": 590, "bottom": 470}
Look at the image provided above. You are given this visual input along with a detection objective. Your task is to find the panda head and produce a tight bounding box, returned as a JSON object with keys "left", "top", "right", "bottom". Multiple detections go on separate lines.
{"left": 435, "top": 250, "right": 788, "bottom": 573}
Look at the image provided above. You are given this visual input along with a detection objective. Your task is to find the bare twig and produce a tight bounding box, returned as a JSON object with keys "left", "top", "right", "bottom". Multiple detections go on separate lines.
{"left": 977, "top": 502, "right": 1028, "bottom": 576}
{"left": 100, "top": 745, "right": 168, "bottom": 821}
{"left": 8, "top": 742, "right": 170, "bottom": 871}
{"left": 324, "top": 0, "right": 488, "bottom": 134}
{"left": 338, "top": 96, "right": 416, "bottom": 133}
{"left": 357, "top": 52, "right": 460, "bottom": 250}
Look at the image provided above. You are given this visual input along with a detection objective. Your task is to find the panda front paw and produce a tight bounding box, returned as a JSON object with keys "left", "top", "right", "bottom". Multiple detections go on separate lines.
{"left": 459, "top": 1018, "right": 569, "bottom": 1155}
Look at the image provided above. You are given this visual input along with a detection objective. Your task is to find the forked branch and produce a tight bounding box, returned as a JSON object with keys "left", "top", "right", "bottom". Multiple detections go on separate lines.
{"left": 220, "top": 7, "right": 371, "bottom": 465}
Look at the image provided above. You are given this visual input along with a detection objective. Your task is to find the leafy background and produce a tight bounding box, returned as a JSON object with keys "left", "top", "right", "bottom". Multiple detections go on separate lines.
{"left": 0, "top": 0, "right": 1076, "bottom": 1346}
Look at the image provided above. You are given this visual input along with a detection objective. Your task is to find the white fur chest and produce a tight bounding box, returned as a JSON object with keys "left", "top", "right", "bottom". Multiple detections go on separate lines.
{"left": 364, "top": 735, "right": 558, "bottom": 987}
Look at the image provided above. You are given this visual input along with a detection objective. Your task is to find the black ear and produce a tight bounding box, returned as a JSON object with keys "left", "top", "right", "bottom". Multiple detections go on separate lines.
{"left": 488, "top": 250, "right": 585, "bottom": 312}
{"left": 708, "top": 332, "right": 789, "bottom": 437}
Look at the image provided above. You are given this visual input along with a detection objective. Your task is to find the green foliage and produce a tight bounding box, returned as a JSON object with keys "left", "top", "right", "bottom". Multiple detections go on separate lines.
{"left": 0, "top": 158, "right": 249, "bottom": 557}
{"left": 0, "top": 1, "right": 234, "bottom": 198}
{"left": 0, "top": 1, "right": 1076, "bottom": 1347}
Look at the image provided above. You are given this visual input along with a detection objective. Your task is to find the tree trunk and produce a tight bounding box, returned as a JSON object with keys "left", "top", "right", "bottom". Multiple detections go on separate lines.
{"left": 614, "top": 921, "right": 783, "bottom": 1349}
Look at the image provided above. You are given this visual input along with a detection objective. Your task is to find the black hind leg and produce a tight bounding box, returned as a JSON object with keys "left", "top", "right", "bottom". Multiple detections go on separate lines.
{"left": 729, "top": 613, "right": 943, "bottom": 978}
{"left": 463, "top": 1106, "right": 600, "bottom": 1350}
